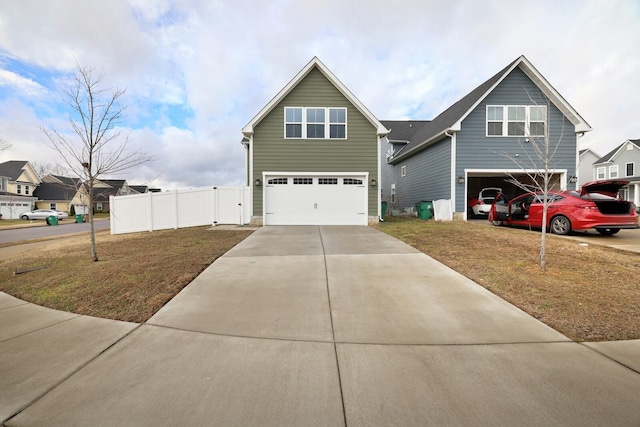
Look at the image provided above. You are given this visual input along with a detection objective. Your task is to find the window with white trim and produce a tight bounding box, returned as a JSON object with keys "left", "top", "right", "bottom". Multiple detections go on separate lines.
{"left": 267, "top": 178, "right": 288, "bottom": 185}
{"left": 318, "top": 178, "right": 338, "bottom": 185}
{"left": 50, "top": 203, "right": 57, "bottom": 210}
{"left": 596, "top": 167, "right": 606, "bottom": 180}
{"left": 293, "top": 178, "right": 313, "bottom": 185}
{"left": 96, "top": 202, "right": 103, "bottom": 211}
{"left": 486, "top": 105, "right": 546, "bottom": 137}
{"left": 284, "top": 107, "right": 347, "bottom": 139}
{"left": 626, "top": 162, "right": 634, "bottom": 177}
{"left": 609, "top": 165, "right": 619, "bottom": 179}
{"left": 25, "top": 185, "right": 30, "bottom": 195}
{"left": 16, "top": 184, "right": 22, "bottom": 195}
{"left": 343, "top": 178, "right": 363, "bottom": 185}
{"left": 401, "top": 165, "right": 406, "bottom": 177}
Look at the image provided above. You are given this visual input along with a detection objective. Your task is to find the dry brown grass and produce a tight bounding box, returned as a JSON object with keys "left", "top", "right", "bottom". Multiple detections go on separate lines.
{"left": 375, "top": 217, "right": 640, "bottom": 342}
{"left": 0, "top": 227, "right": 252, "bottom": 323}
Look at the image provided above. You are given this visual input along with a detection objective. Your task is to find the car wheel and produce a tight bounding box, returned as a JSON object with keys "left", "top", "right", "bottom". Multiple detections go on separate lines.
{"left": 550, "top": 215, "right": 571, "bottom": 235}
{"left": 21, "top": 215, "right": 29, "bottom": 220}
{"left": 596, "top": 228, "right": 620, "bottom": 235}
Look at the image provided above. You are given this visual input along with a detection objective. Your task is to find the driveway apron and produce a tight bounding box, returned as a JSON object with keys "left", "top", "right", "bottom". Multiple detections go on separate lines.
{"left": 3, "top": 226, "right": 640, "bottom": 426}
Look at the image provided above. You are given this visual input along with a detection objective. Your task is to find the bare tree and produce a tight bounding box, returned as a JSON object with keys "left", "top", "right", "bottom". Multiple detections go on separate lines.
{"left": 41, "top": 62, "right": 152, "bottom": 261}
{"left": 31, "top": 161, "right": 70, "bottom": 179}
{"left": 496, "top": 94, "right": 569, "bottom": 272}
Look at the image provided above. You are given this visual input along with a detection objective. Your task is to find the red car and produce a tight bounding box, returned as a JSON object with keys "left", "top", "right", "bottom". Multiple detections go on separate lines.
{"left": 488, "top": 180, "right": 639, "bottom": 235}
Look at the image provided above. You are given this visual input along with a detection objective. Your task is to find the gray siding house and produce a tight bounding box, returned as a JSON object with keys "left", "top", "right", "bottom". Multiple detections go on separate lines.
{"left": 242, "top": 57, "right": 388, "bottom": 225}
{"left": 577, "top": 148, "right": 601, "bottom": 186}
{"left": 593, "top": 139, "right": 640, "bottom": 206}
{"left": 381, "top": 56, "right": 591, "bottom": 219}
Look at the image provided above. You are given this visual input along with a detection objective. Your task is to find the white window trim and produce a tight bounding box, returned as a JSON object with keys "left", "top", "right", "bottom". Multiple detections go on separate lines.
{"left": 401, "top": 165, "right": 406, "bottom": 177}
{"left": 96, "top": 202, "right": 103, "bottom": 211}
{"left": 625, "top": 162, "right": 634, "bottom": 177}
{"left": 16, "top": 184, "right": 22, "bottom": 195}
{"left": 596, "top": 166, "right": 606, "bottom": 180}
{"left": 486, "top": 105, "right": 547, "bottom": 137}
{"left": 284, "top": 107, "right": 347, "bottom": 140}
{"left": 609, "top": 165, "right": 619, "bottom": 179}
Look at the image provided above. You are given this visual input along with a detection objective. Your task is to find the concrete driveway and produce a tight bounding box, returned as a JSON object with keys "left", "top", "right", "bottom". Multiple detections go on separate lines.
{"left": 2, "top": 226, "right": 640, "bottom": 426}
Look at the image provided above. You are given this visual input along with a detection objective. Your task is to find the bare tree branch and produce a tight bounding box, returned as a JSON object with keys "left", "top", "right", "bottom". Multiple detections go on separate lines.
{"left": 41, "top": 62, "right": 153, "bottom": 261}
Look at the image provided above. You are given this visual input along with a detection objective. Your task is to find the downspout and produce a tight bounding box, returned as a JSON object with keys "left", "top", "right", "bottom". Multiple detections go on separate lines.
{"left": 445, "top": 130, "right": 457, "bottom": 217}
{"left": 575, "top": 132, "right": 583, "bottom": 190}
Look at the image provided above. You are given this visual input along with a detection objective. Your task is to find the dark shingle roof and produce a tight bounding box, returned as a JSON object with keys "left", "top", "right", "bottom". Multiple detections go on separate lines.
{"left": 129, "top": 185, "right": 148, "bottom": 193}
{"left": 595, "top": 139, "right": 640, "bottom": 164}
{"left": 380, "top": 120, "right": 430, "bottom": 142}
{"left": 33, "top": 182, "right": 77, "bottom": 201}
{"left": 0, "top": 161, "right": 29, "bottom": 180}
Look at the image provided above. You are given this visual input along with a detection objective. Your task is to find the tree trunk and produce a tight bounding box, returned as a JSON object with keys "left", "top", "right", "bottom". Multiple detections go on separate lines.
{"left": 88, "top": 207, "right": 98, "bottom": 262}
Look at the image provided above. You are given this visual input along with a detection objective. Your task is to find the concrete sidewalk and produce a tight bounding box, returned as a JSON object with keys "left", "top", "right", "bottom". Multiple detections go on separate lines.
{"left": 2, "top": 226, "right": 640, "bottom": 426}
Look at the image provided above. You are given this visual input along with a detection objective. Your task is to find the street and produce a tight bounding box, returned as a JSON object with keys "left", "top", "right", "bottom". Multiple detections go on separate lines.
{"left": 0, "top": 220, "right": 110, "bottom": 244}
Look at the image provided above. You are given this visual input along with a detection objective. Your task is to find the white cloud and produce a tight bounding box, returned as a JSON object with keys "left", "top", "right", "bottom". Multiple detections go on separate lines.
{"left": 0, "top": 0, "right": 639, "bottom": 188}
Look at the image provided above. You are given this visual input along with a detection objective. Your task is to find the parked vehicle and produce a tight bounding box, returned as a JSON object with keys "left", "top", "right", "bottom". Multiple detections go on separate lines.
{"left": 468, "top": 187, "right": 502, "bottom": 217}
{"left": 488, "top": 180, "right": 639, "bottom": 235}
{"left": 20, "top": 209, "right": 68, "bottom": 221}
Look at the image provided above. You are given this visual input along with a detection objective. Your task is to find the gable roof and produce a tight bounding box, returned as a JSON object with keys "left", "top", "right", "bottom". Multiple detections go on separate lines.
{"left": 595, "top": 139, "right": 640, "bottom": 164}
{"left": 389, "top": 55, "right": 592, "bottom": 163}
{"left": 242, "top": 57, "right": 389, "bottom": 137}
{"left": 0, "top": 161, "right": 30, "bottom": 180}
{"left": 380, "top": 120, "right": 430, "bottom": 143}
{"left": 129, "top": 185, "right": 148, "bottom": 194}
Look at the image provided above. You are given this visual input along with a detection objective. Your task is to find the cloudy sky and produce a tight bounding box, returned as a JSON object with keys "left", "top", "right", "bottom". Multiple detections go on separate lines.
{"left": 0, "top": 0, "right": 638, "bottom": 189}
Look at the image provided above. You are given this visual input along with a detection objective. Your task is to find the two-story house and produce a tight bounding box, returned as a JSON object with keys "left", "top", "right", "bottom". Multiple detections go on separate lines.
{"left": 242, "top": 57, "right": 388, "bottom": 225}
{"left": 381, "top": 55, "right": 591, "bottom": 219}
{"left": 577, "top": 148, "right": 601, "bottom": 186}
{"left": 593, "top": 139, "right": 640, "bottom": 206}
{"left": 0, "top": 160, "right": 39, "bottom": 219}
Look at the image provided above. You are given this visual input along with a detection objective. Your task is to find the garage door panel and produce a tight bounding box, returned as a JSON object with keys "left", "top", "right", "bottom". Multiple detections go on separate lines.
{"left": 264, "top": 175, "right": 367, "bottom": 226}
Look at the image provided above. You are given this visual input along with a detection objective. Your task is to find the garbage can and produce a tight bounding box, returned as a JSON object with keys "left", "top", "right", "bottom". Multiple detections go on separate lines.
{"left": 46, "top": 215, "right": 59, "bottom": 226}
{"left": 75, "top": 214, "right": 84, "bottom": 223}
{"left": 381, "top": 201, "right": 388, "bottom": 220}
{"left": 416, "top": 201, "right": 433, "bottom": 220}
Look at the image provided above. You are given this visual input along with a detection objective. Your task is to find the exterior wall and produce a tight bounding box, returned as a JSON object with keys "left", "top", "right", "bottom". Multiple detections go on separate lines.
{"left": 455, "top": 67, "right": 578, "bottom": 212}
{"left": 596, "top": 143, "right": 640, "bottom": 181}
{"left": 252, "top": 67, "right": 379, "bottom": 218}
{"left": 578, "top": 150, "right": 600, "bottom": 185}
{"left": 35, "top": 201, "right": 72, "bottom": 212}
{"left": 382, "top": 137, "right": 451, "bottom": 210}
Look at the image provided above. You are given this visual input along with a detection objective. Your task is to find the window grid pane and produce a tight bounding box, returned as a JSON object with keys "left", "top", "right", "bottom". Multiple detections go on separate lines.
{"left": 318, "top": 178, "right": 338, "bottom": 185}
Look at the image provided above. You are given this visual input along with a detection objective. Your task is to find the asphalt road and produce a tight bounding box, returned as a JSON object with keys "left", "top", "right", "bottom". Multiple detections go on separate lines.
{"left": 0, "top": 220, "right": 110, "bottom": 244}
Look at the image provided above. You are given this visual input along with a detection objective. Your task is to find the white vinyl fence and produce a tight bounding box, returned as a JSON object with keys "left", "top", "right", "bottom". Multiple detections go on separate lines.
{"left": 110, "top": 186, "right": 251, "bottom": 235}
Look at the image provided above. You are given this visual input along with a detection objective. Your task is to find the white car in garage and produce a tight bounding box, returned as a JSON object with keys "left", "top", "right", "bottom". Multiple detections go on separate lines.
{"left": 468, "top": 187, "right": 502, "bottom": 218}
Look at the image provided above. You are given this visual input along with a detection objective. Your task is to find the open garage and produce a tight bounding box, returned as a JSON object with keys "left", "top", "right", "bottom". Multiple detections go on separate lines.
{"left": 465, "top": 170, "right": 567, "bottom": 219}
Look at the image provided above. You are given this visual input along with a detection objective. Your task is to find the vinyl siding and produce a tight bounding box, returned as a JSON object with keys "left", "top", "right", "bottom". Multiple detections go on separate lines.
{"left": 380, "top": 137, "right": 451, "bottom": 210}
{"left": 455, "top": 67, "right": 577, "bottom": 211}
{"left": 252, "top": 67, "right": 379, "bottom": 216}
{"left": 603, "top": 144, "right": 640, "bottom": 180}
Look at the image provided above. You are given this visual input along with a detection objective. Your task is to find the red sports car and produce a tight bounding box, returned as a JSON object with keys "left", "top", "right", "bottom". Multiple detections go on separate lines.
{"left": 488, "top": 180, "right": 639, "bottom": 235}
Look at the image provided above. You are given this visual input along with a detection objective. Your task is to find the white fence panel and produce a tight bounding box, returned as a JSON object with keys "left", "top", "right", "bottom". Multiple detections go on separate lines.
{"left": 177, "top": 188, "right": 214, "bottom": 228}
{"left": 110, "top": 186, "right": 251, "bottom": 235}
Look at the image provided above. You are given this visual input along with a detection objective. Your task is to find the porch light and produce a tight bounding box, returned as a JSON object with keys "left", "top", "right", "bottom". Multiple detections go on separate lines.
{"left": 458, "top": 176, "right": 465, "bottom": 184}
{"left": 371, "top": 178, "right": 377, "bottom": 186}
{"left": 569, "top": 176, "right": 578, "bottom": 183}
{"left": 255, "top": 178, "right": 261, "bottom": 186}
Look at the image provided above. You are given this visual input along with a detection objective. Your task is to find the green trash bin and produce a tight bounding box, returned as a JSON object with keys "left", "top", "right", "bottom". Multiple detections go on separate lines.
{"left": 46, "top": 215, "right": 59, "bottom": 226}
{"left": 381, "top": 201, "right": 388, "bottom": 220}
{"left": 416, "top": 201, "right": 433, "bottom": 221}
{"left": 75, "top": 214, "right": 84, "bottom": 223}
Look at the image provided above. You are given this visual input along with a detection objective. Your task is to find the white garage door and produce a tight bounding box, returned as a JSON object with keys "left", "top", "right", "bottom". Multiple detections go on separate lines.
{"left": 264, "top": 174, "right": 368, "bottom": 225}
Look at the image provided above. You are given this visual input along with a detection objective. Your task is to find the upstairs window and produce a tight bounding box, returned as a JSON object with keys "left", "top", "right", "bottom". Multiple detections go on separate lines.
{"left": 284, "top": 107, "right": 347, "bottom": 139}
{"left": 626, "top": 162, "right": 634, "bottom": 177}
{"left": 25, "top": 185, "right": 30, "bottom": 195}
{"left": 16, "top": 184, "right": 22, "bottom": 195}
{"left": 285, "top": 107, "right": 303, "bottom": 138}
{"left": 609, "top": 165, "right": 619, "bottom": 179}
{"left": 596, "top": 167, "right": 606, "bottom": 180}
{"left": 486, "top": 105, "right": 547, "bottom": 137}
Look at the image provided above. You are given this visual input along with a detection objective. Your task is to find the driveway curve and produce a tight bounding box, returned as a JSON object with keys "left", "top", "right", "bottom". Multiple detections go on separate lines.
{"left": 2, "top": 226, "right": 640, "bottom": 426}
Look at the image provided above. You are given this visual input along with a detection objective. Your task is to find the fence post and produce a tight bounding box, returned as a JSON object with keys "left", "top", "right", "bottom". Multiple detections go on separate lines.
{"left": 109, "top": 195, "right": 115, "bottom": 234}
{"left": 148, "top": 191, "right": 153, "bottom": 232}
{"left": 174, "top": 189, "right": 179, "bottom": 229}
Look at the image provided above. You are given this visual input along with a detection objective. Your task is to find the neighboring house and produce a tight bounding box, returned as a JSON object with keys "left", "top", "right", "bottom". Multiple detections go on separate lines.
{"left": 0, "top": 161, "right": 40, "bottom": 219}
{"left": 129, "top": 185, "right": 149, "bottom": 194}
{"left": 70, "top": 179, "right": 135, "bottom": 213}
{"left": 34, "top": 175, "right": 82, "bottom": 213}
{"left": 241, "top": 57, "right": 389, "bottom": 225}
{"left": 592, "top": 139, "right": 640, "bottom": 206}
{"left": 577, "top": 148, "right": 601, "bottom": 186}
{"left": 380, "top": 55, "right": 591, "bottom": 219}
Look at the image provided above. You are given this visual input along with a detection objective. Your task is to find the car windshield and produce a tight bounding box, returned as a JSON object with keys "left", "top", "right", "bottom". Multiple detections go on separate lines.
{"left": 481, "top": 189, "right": 500, "bottom": 198}
{"left": 567, "top": 190, "right": 619, "bottom": 201}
